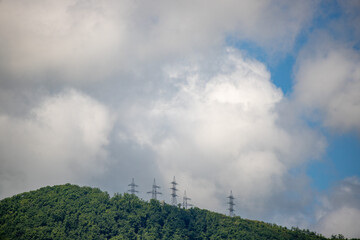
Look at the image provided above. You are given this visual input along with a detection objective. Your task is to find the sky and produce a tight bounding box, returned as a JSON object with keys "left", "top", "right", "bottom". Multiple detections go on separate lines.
{"left": 0, "top": 0, "right": 359, "bottom": 238}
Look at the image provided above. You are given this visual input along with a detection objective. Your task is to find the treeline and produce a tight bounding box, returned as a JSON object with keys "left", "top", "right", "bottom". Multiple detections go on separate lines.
{"left": 0, "top": 184, "right": 357, "bottom": 240}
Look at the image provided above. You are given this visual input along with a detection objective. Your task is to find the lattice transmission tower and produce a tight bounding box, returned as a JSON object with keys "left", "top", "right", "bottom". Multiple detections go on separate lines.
{"left": 227, "top": 190, "right": 235, "bottom": 217}
{"left": 170, "top": 176, "right": 178, "bottom": 206}
{"left": 182, "top": 190, "right": 193, "bottom": 209}
{"left": 147, "top": 178, "right": 162, "bottom": 200}
{"left": 128, "top": 178, "right": 139, "bottom": 195}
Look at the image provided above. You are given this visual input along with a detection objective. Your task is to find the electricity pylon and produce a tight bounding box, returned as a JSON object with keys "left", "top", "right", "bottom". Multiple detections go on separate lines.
{"left": 227, "top": 190, "right": 235, "bottom": 217}
{"left": 182, "top": 190, "right": 193, "bottom": 209}
{"left": 128, "top": 178, "right": 139, "bottom": 195}
{"left": 147, "top": 178, "right": 162, "bottom": 200}
{"left": 170, "top": 176, "right": 178, "bottom": 206}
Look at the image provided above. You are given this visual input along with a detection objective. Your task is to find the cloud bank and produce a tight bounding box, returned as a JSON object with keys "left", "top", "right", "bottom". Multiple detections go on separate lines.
{"left": 0, "top": 0, "right": 314, "bottom": 84}
{"left": 121, "top": 50, "right": 324, "bottom": 220}
{"left": 294, "top": 36, "right": 360, "bottom": 133}
{"left": 315, "top": 177, "right": 360, "bottom": 238}
{"left": 0, "top": 89, "right": 114, "bottom": 198}
{"left": 0, "top": 0, "right": 359, "bottom": 238}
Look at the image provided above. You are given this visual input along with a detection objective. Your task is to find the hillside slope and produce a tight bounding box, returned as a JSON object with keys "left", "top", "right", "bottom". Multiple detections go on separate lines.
{"left": 0, "top": 184, "right": 354, "bottom": 240}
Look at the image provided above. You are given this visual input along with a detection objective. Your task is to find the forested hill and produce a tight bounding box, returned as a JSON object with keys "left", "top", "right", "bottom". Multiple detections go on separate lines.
{"left": 0, "top": 184, "right": 355, "bottom": 240}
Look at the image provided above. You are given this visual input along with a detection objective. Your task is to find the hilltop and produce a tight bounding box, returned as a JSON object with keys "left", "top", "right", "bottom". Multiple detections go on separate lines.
{"left": 0, "top": 184, "right": 355, "bottom": 239}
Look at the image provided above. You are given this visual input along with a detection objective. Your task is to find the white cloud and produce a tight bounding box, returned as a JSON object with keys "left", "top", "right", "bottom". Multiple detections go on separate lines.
{"left": 294, "top": 33, "right": 360, "bottom": 133}
{"left": 317, "top": 207, "right": 360, "bottom": 238}
{"left": 0, "top": 1, "right": 319, "bottom": 208}
{"left": 0, "top": 0, "right": 129, "bottom": 82}
{"left": 0, "top": 0, "right": 315, "bottom": 83}
{"left": 315, "top": 177, "right": 360, "bottom": 238}
{"left": 0, "top": 89, "right": 114, "bottom": 198}
{"left": 122, "top": 49, "right": 324, "bottom": 218}
{"left": 130, "top": 0, "right": 314, "bottom": 57}
{"left": 1, "top": 1, "right": 358, "bottom": 236}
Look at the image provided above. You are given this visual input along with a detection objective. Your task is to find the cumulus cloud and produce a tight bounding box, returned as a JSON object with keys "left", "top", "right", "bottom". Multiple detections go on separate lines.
{"left": 0, "top": 0, "right": 129, "bottom": 82}
{"left": 0, "top": 0, "right": 314, "bottom": 84}
{"left": 121, "top": 49, "right": 324, "bottom": 219}
{"left": 0, "top": 0, "right": 358, "bottom": 237}
{"left": 0, "top": 0, "right": 319, "bottom": 209}
{"left": 130, "top": 0, "right": 314, "bottom": 57}
{"left": 294, "top": 36, "right": 360, "bottom": 133}
{"left": 0, "top": 89, "right": 114, "bottom": 199}
{"left": 314, "top": 177, "right": 360, "bottom": 238}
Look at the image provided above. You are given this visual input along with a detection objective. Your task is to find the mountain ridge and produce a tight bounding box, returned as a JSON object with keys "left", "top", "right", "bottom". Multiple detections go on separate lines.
{"left": 0, "top": 184, "right": 356, "bottom": 240}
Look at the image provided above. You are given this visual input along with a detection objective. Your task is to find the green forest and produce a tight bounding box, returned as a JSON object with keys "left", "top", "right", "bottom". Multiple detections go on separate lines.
{"left": 0, "top": 184, "right": 357, "bottom": 240}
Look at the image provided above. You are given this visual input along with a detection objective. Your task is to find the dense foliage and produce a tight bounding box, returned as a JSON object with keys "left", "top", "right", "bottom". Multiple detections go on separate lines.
{"left": 0, "top": 184, "right": 357, "bottom": 240}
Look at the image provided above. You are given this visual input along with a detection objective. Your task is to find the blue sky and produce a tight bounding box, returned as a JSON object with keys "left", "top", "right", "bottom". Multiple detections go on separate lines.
{"left": 233, "top": 0, "right": 360, "bottom": 194}
{"left": 0, "top": 0, "right": 359, "bottom": 238}
{"left": 309, "top": 132, "right": 360, "bottom": 190}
